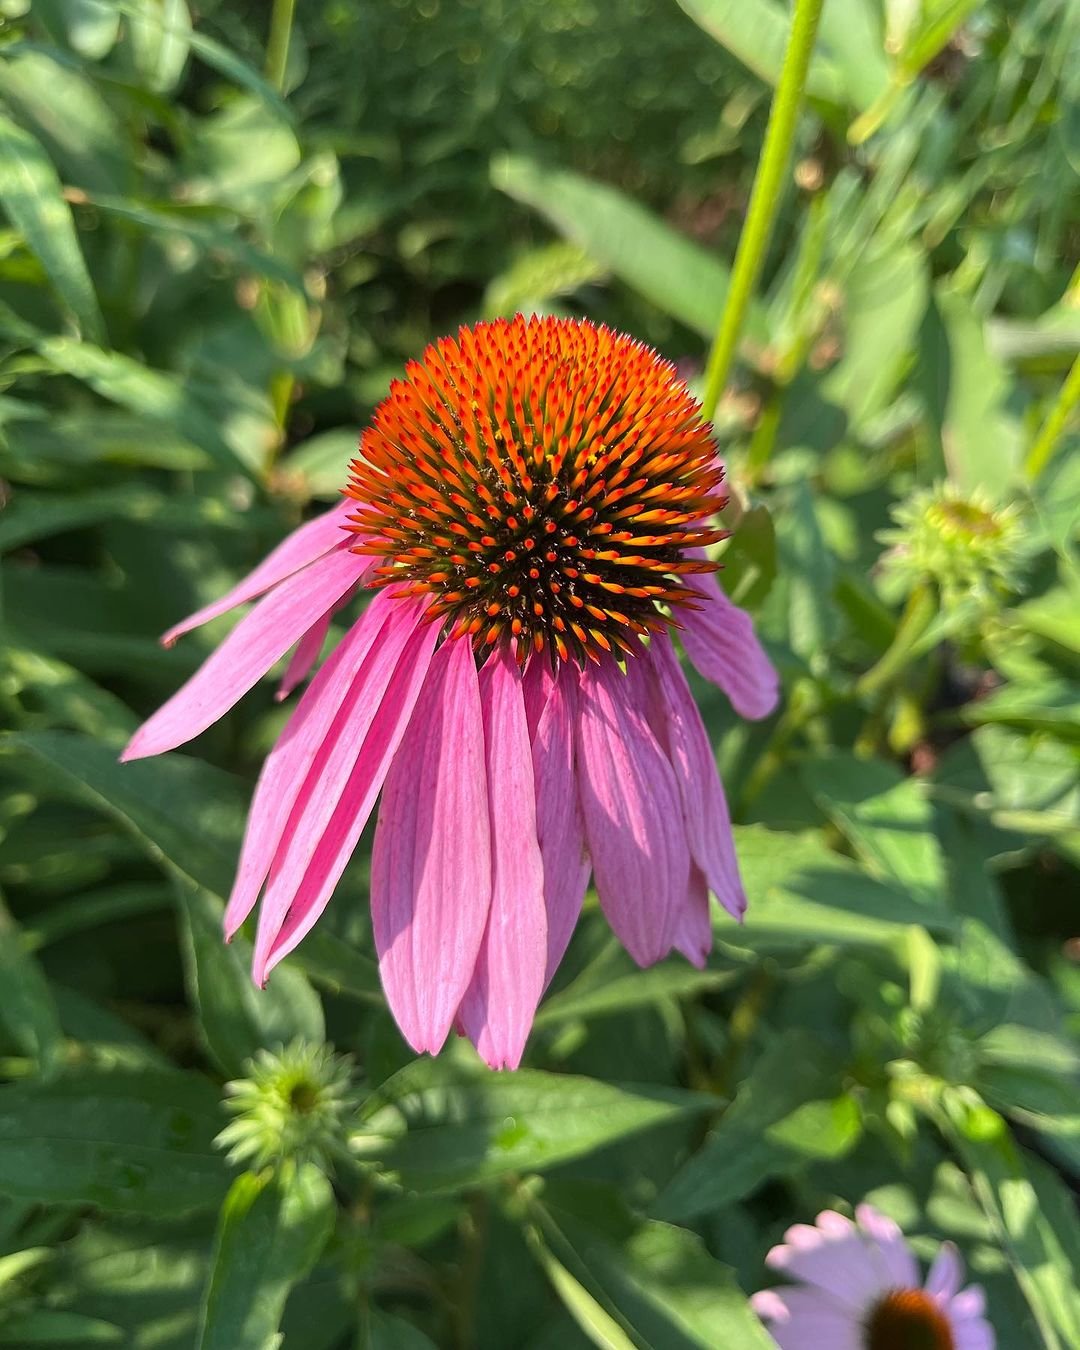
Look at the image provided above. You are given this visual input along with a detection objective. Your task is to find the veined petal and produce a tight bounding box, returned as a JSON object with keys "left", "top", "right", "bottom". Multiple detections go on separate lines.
{"left": 532, "top": 669, "right": 589, "bottom": 986}
{"left": 253, "top": 599, "right": 438, "bottom": 983}
{"left": 575, "top": 657, "right": 690, "bottom": 966}
{"left": 678, "top": 554, "right": 780, "bottom": 721}
{"left": 458, "top": 648, "right": 547, "bottom": 1070}
{"left": 121, "top": 548, "right": 367, "bottom": 762}
{"left": 162, "top": 499, "right": 359, "bottom": 646}
{"left": 645, "top": 635, "right": 746, "bottom": 921}
{"left": 276, "top": 607, "right": 335, "bottom": 701}
{"left": 223, "top": 589, "right": 405, "bottom": 940}
{"left": 672, "top": 865, "right": 711, "bottom": 968}
{"left": 372, "top": 637, "right": 492, "bottom": 1055}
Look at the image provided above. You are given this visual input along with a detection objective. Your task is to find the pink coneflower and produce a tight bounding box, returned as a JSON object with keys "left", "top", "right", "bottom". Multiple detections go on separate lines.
{"left": 123, "top": 315, "right": 778, "bottom": 1068}
{"left": 752, "top": 1205, "right": 995, "bottom": 1350}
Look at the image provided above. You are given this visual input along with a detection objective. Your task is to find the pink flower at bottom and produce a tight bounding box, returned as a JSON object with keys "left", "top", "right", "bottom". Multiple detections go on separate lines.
{"left": 752, "top": 1205, "right": 995, "bottom": 1350}
{"left": 122, "top": 316, "right": 779, "bottom": 1068}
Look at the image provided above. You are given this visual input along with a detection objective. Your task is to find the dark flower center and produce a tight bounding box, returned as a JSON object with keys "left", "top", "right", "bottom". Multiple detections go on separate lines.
{"left": 345, "top": 315, "right": 726, "bottom": 665}
{"left": 865, "top": 1289, "right": 955, "bottom": 1350}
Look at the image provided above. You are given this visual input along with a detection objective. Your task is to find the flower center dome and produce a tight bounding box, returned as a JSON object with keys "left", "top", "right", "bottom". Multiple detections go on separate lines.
{"left": 346, "top": 315, "right": 727, "bottom": 665}
{"left": 865, "top": 1288, "right": 955, "bottom": 1350}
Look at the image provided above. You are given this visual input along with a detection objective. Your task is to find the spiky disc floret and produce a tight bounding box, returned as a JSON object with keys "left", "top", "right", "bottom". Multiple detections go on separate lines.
{"left": 345, "top": 315, "right": 727, "bottom": 665}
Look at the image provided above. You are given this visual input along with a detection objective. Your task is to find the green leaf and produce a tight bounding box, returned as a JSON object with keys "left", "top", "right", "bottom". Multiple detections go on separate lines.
{"left": 673, "top": 0, "right": 845, "bottom": 105}
{"left": 33, "top": 338, "right": 262, "bottom": 476}
{"left": 779, "top": 480, "right": 837, "bottom": 665}
{"left": 0, "top": 1068, "right": 228, "bottom": 1215}
{"left": 531, "top": 1199, "right": 775, "bottom": 1350}
{"left": 491, "top": 156, "right": 756, "bottom": 340}
{"left": 197, "top": 1165, "right": 335, "bottom": 1350}
{"left": 1, "top": 647, "right": 138, "bottom": 742}
{"left": 934, "top": 287, "right": 1023, "bottom": 496}
{"left": 177, "top": 880, "right": 325, "bottom": 1079}
{"left": 289, "top": 929, "right": 382, "bottom": 1004}
{"left": 32, "top": 0, "right": 120, "bottom": 60}
{"left": 535, "top": 958, "right": 737, "bottom": 1029}
{"left": 821, "top": 243, "right": 929, "bottom": 433}
{"left": 941, "top": 1090, "right": 1080, "bottom": 1347}
{"left": 353, "top": 1061, "right": 714, "bottom": 1192}
{"left": 0, "top": 111, "right": 105, "bottom": 342}
{"left": 0, "top": 50, "right": 130, "bottom": 195}
{"left": 284, "top": 428, "right": 359, "bottom": 501}
{"left": 0, "top": 1309, "right": 123, "bottom": 1344}
{"left": 125, "top": 0, "right": 192, "bottom": 94}
{"left": 654, "top": 1030, "right": 859, "bottom": 1221}
{"left": 0, "top": 897, "right": 64, "bottom": 1076}
{"left": 2, "top": 730, "right": 246, "bottom": 899}
{"left": 802, "top": 754, "right": 946, "bottom": 900}
{"left": 0, "top": 484, "right": 255, "bottom": 552}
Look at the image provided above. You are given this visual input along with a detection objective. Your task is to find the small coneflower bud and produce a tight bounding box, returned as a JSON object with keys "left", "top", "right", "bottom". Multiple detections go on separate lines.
{"left": 878, "top": 481, "right": 1024, "bottom": 606}
{"left": 216, "top": 1039, "right": 358, "bottom": 1173}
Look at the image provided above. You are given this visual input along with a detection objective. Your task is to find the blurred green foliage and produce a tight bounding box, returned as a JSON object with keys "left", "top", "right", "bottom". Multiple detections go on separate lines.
{"left": 1, "top": 0, "right": 1079, "bottom": 1346}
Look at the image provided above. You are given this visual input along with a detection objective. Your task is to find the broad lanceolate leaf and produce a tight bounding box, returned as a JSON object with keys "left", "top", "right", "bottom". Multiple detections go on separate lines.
{"left": 0, "top": 1069, "right": 228, "bottom": 1215}
{"left": 654, "top": 1030, "right": 860, "bottom": 1221}
{"left": 491, "top": 156, "right": 761, "bottom": 340}
{"left": 940, "top": 1090, "right": 1080, "bottom": 1347}
{"left": 3, "top": 730, "right": 246, "bottom": 900}
{"left": 530, "top": 1193, "right": 775, "bottom": 1350}
{"left": 353, "top": 1060, "right": 715, "bottom": 1192}
{"left": 197, "top": 1164, "right": 335, "bottom": 1350}
{"left": 0, "top": 111, "right": 105, "bottom": 342}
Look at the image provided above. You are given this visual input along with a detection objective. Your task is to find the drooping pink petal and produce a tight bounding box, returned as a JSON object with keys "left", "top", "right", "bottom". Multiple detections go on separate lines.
{"left": 121, "top": 548, "right": 368, "bottom": 762}
{"left": 371, "top": 637, "right": 492, "bottom": 1055}
{"left": 637, "top": 636, "right": 745, "bottom": 921}
{"left": 532, "top": 669, "right": 589, "bottom": 986}
{"left": 458, "top": 648, "right": 547, "bottom": 1070}
{"left": 949, "top": 1287, "right": 987, "bottom": 1321}
{"left": 575, "top": 657, "right": 690, "bottom": 967}
{"left": 953, "top": 1325, "right": 994, "bottom": 1350}
{"left": 161, "top": 499, "right": 359, "bottom": 646}
{"left": 223, "top": 589, "right": 406, "bottom": 940}
{"left": 671, "top": 865, "right": 711, "bottom": 968}
{"left": 678, "top": 558, "right": 780, "bottom": 721}
{"left": 253, "top": 602, "right": 438, "bottom": 982}
{"left": 276, "top": 608, "right": 334, "bottom": 701}
{"left": 521, "top": 656, "right": 555, "bottom": 741}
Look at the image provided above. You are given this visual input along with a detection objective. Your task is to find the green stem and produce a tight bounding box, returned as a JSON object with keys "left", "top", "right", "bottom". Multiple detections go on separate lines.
{"left": 855, "top": 581, "right": 936, "bottom": 698}
{"left": 1025, "top": 350, "right": 1080, "bottom": 480}
{"left": 265, "top": 0, "right": 297, "bottom": 92}
{"left": 700, "top": 0, "right": 826, "bottom": 421}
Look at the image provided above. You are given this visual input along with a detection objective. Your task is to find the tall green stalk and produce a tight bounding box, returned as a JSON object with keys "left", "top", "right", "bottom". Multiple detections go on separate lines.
{"left": 700, "top": 0, "right": 826, "bottom": 422}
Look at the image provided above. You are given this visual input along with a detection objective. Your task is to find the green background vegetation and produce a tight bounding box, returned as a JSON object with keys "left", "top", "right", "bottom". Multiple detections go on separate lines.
{"left": 0, "top": 0, "right": 1078, "bottom": 1346}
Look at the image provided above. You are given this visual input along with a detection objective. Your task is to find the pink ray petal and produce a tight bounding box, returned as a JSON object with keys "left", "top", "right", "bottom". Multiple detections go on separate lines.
{"left": 121, "top": 547, "right": 368, "bottom": 762}
{"left": 672, "top": 865, "right": 711, "bottom": 968}
{"left": 855, "top": 1204, "right": 919, "bottom": 1291}
{"left": 161, "top": 499, "right": 359, "bottom": 646}
{"left": 276, "top": 608, "right": 335, "bottom": 701}
{"left": 644, "top": 635, "right": 746, "bottom": 921}
{"left": 532, "top": 669, "right": 589, "bottom": 986}
{"left": 924, "top": 1241, "right": 964, "bottom": 1302}
{"left": 458, "top": 648, "right": 547, "bottom": 1070}
{"left": 371, "top": 637, "right": 492, "bottom": 1055}
{"left": 522, "top": 656, "right": 555, "bottom": 740}
{"left": 252, "top": 600, "right": 438, "bottom": 983}
{"left": 575, "top": 657, "right": 690, "bottom": 967}
{"left": 222, "top": 589, "right": 413, "bottom": 941}
{"left": 678, "top": 552, "right": 780, "bottom": 721}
